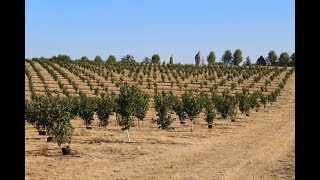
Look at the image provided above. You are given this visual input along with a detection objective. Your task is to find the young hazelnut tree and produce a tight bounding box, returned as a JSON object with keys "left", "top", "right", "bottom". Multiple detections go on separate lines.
{"left": 154, "top": 91, "right": 174, "bottom": 130}
{"left": 182, "top": 90, "right": 204, "bottom": 132}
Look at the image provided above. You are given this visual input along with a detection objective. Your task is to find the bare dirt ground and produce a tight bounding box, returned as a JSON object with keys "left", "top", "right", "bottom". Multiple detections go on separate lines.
{"left": 25, "top": 74, "right": 295, "bottom": 180}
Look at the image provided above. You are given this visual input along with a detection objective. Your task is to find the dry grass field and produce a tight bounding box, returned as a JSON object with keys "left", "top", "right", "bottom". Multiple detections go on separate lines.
{"left": 25, "top": 63, "right": 294, "bottom": 180}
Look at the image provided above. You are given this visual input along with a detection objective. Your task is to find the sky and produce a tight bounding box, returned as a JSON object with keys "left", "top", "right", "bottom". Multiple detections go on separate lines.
{"left": 26, "top": 0, "right": 295, "bottom": 64}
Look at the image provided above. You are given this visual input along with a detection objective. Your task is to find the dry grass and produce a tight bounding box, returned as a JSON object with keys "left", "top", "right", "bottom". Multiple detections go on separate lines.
{"left": 25, "top": 73, "right": 295, "bottom": 179}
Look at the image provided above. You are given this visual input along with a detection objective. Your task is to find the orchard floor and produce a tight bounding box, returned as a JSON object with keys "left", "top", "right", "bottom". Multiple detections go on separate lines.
{"left": 25, "top": 74, "right": 295, "bottom": 180}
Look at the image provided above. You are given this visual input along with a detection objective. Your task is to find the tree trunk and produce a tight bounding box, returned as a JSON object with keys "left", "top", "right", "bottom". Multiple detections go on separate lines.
{"left": 190, "top": 120, "right": 193, "bottom": 132}
{"left": 138, "top": 119, "right": 140, "bottom": 130}
{"left": 126, "top": 129, "right": 131, "bottom": 143}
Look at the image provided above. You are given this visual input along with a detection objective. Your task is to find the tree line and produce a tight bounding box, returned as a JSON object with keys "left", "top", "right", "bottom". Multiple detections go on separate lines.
{"left": 28, "top": 50, "right": 294, "bottom": 67}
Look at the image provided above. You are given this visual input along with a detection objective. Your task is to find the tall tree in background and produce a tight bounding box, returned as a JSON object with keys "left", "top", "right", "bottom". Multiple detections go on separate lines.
{"left": 267, "top": 50, "right": 278, "bottom": 66}
{"left": 222, "top": 50, "right": 232, "bottom": 65}
{"left": 244, "top": 56, "right": 251, "bottom": 66}
{"left": 106, "top": 55, "right": 117, "bottom": 63}
{"left": 80, "top": 56, "right": 90, "bottom": 62}
{"left": 151, "top": 54, "right": 160, "bottom": 64}
{"left": 207, "top": 51, "right": 216, "bottom": 65}
{"left": 195, "top": 51, "right": 200, "bottom": 66}
{"left": 120, "top": 55, "right": 136, "bottom": 63}
{"left": 53, "top": 54, "right": 71, "bottom": 61}
{"left": 94, "top": 55, "right": 103, "bottom": 63}
{"left": 232, "top": 49, "right": 243, "bottom": 66}
{"left": 290, "top": 52, "right": 295, "bottom": 66}
{"left": 256, "top": 56, "right": 266, "bottom": 66}
{"left": 278, "top": 52, "right": 290, "bottom": 66}
{"left": 169, "top": 54, "right": 174, "bottom": 65}
{"left": 142, "top": 57, "right": 151, "bottom": 64}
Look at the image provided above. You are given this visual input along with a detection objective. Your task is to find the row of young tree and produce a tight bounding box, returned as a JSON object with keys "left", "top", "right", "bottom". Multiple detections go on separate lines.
{"left": 26, "top": 56, "right": 290, "bottom": 102}
{"left": 29, "top": 50, "right": 294, "bottom": 67}
{"left": 25, "top": 67, "right": 294, "bottom": 154}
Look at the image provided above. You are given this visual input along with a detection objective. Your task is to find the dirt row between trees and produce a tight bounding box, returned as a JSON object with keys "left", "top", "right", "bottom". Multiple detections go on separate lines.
{"left": 25, "top": 73, "right": 294, "bottom": 179}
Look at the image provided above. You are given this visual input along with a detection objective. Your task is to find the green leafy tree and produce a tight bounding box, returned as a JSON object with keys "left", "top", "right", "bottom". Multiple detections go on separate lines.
{"left": 133, "top": 89, "right": 150, "bottom": 130}
{"left": 171, "top": 95, "right": 187, "bottom": 125}
{"left": 120, "top": 55, "right": 136, "bottom": 63}
{"left": 106, "top": 55, "right": 117, "bottom": 63}
{"left": 142, "top": 57, "right": 151, "bottom": 64}
{"left": 256, "top": 56, "right": 266, "bottom": 66}
{"left": 80, "top": 56, "right": 90, "bottom": 62}
{"left": 237, "top": 92, "right": 250, "bottom": 116}
{"left": 154, "top": 91, "right": 174, "bottom": 130}
{"left": 207, "top": 51, "right": 216, "bottom": 65}
{"left": 151, "top": 54, "right": 160, "bottom": 64}
{"left": 278, "top": 52, "right": 290, "bottom": 66}
{"left": 244, "top": 56, "right": 251, "bottom": 66}
{"left": 94, "top": 55, "right": 103, "bottom": 63}
{"left": 116, "top": 83, "right": 145, "bottom": 142}
{"left": 259, "top": 93, "right": 268, "bottom": 108}
{"left": 248, "top": 91, "right": 260, "bottom": 112}
{"left": 267, "top": 50, "right": 278, "bottom": 66}
{"left": 182, "top": 90, "right": 203, "bottom": 132}
{"left": 49, "top": 97, "right": 74, "bottom": 148}
{"left": 222, "top": 50, "right": 233, "bottom": 64}
{"left": 25, "top": 96, "right": 74, "bottom": 152}
{"left": 169, "top": 54, "right": 174, "bottom": 65}
{"left": 202, "top": 93, "right": 216, "bottom": 128}
{"left": 25, "top": 96, "right": 51, "bottom": 133}
{"left": 213, "top": 91, "right": 237, "bottom": 119}
{"left": 290, "top": 52, "right": 295, "bottom": 66}
{"left": 78, "top": 94, "right": 97, "bottom": 129}
{"left": 195, "top": 51, "right": 201, "bottom": 66}
{"left": 232, "top": 49, "right": 243, "bottom": 66}
{"left": 96, "top": 92, "right": 117, "bottom": 129}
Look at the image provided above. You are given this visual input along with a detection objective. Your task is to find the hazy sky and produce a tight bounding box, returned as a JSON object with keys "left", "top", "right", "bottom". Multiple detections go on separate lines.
{"left": 26, "top": 0, "right": 295, "bottom": 64}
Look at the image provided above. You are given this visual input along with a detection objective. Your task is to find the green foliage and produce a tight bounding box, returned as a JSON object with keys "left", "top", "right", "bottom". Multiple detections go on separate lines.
{"left": 142, "top": 57, "right": 151, "bottom": 64}
{"left": 96, "top": 92, "right": 116, "bottom": 127}
{"left": 230, "top": 82, "right": 237, "bottom": 91}
{"left": 256, "top": 56, "right": 266, "bottom": 66}
{"left": 107, "top": 55, "right": 117, "bottom": 63}
{"left": 278, "top": 52, "right": 290, "bottom": 66}
{"left": 259, "top": 93, "right": 267, "bottom": 108}
{"left": 249, "top": 91, "right": 261, "bottom": 111}
{"left": 232, "top": 49, "right": 243, "bottom": 66}
{"left": 116, "top": 83, "right": 148, "bottom": 131}
{"left": 25, "top": 96, "right": 74, "bottom": 146}
{"left": 213, "top": 91, "right": 237, "bottom": 119}
{"left": 151, "top": 54, "right": 160, "bottom": 64}
{"left": 222, "top": 50, "right": 232, "bottom": 64}
{"left": 154, "top": 91, "right": 174, "bottom": 130}
{"left": 120, "top": 55, "right": 136, "bottom": 64}
{"left": 290, "top": 52, "right": 295, "bottom": 66}
{"left": 267, "top": 50, "right": 278, "bottom": 66}
{"left": 78, "top": 94, "right": 97, "bottom": 128}
{"left": 94, "top": 55, "right": 103, "bottom": 63}
{"left": 207, "top": 51, "right": 216, "bottom": 65}
{"left": 169, "top": 54, "right": 174, "bottom": 65}
{"left": 195, "top": 51, "right": 201, "bottom": 66}
{"left": 202, "top": 93, "right": 216, "bottom": 125}
{"left": 237, "top": 78, "right": 244, "bottom": 85}
{"left": 244, "top": 56, "right": 251, "bottom": 66}
{"left": 237, "top": 92, "right": 250, "bottom": 115}
{"left": 182, "top": 90, "right": 203, "bottom": 131}
{"left": 219, "top": 78, "right": 226, "bottom": 86}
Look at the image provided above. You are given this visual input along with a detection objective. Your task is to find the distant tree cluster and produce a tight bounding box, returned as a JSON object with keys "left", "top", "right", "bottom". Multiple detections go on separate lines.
{"left": 255, "top": 51, "right": 295, "bottom": 67}
{"left": 42, "top": 49, "right": 295, "bottom": 67}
